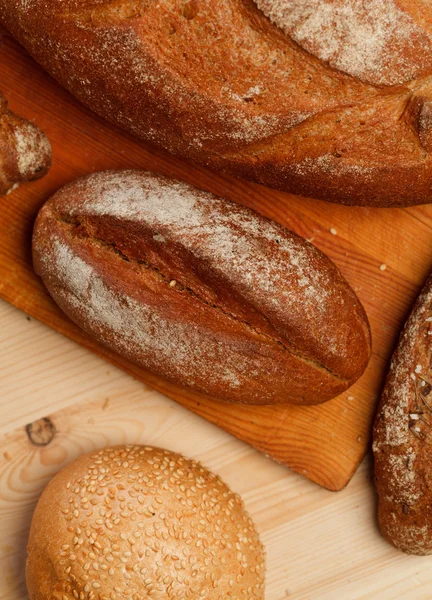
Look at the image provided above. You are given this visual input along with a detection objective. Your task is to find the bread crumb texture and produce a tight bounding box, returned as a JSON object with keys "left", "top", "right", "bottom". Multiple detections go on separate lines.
{"left": 26, "top": 445, "right": 265, "bottom": 599}
{"left": 373, "top": 274, "right": 432, "bottom": 555}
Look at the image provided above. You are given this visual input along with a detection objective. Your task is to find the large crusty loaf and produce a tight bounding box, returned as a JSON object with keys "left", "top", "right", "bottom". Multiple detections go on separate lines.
{"left": 0, "top": 90, "right": 51, "bottom": 195}
{"left": 26, "top": 444, "right": 266, "bottom": 599}
{"left": 32, "top": 170, "right": 371, "bottom": 405}
{"left": 373, "top": 273, "right": 432, "bottom": 555}
{"left": 1, "top": 1, "right": 432, "bottom": 207}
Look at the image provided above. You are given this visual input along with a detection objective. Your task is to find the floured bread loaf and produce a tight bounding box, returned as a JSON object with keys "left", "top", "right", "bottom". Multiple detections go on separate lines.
{"left": 2, "top": 1, "right": 432, "bottom": 206}
{"left": 373, "top": 274, "right": 432, "bottom": 555}
{"left": 32, "top": 170, "right": 371, "bottom": 405}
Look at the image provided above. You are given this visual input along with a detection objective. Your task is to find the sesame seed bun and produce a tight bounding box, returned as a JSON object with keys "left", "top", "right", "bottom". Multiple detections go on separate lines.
{"left": 26, "top": 445, "right": 265, "bottom": 599}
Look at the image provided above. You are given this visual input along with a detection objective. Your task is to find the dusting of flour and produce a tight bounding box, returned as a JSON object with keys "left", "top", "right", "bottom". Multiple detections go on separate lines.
{"left": 13, "top": 122, "right": 51, "bottom": 177}
{"left": 254, "top": 0, "right": 432, "bottom": 86}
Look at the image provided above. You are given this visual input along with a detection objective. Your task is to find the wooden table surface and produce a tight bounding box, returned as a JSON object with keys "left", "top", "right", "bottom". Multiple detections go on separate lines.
{"left": 1, "top": 298, "right": 432, "bottom": 600}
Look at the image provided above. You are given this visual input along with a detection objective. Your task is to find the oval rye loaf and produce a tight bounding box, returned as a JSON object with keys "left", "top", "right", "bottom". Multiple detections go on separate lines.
{"left": 32, "top": 170, "right": 371, "bottom": 405}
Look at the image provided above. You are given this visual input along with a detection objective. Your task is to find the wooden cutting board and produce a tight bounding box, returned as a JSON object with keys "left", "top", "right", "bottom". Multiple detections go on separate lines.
{"left": 1, "top": 33, "right": 431, "bottom": 491}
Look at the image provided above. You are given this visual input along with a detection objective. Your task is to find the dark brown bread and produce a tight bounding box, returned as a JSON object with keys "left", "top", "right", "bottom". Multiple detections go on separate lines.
{"left": 32, "top": 170, "right": 371, "bottom": 405}
{"left": 26, "top": 445, "right": 266, "bottom": 599}
{"left": 373, "top": 273, "right": 432, "bottom": 555}
{"left": 1, "top": 1, "right": 432, "bottom": 206}
{"left": 0, "top": 91, "right": 51, "bottom": 195}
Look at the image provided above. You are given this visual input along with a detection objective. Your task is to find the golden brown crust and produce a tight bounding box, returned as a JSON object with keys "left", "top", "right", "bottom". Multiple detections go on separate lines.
{"left": 32, "top": 170, "right": 371, "bottom": 405}
{"left": 1, "top": 0, "right": 432, "bottom": 206}
{"left": 0, "top": 90, "right": 51, "bottom": 195}
{"left": 26, "top": 445, "right": 266, "bottom": 599}
{"left": 373, "top": 273, "right": 432, "bottom": 555}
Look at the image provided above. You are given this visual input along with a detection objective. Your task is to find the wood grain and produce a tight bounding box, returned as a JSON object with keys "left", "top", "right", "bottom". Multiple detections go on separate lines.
{"left": 1, "top": 332, "right": 432, "bottom": 600}
{"left": 1, "top": 32, "right": 432, "bottom": 490}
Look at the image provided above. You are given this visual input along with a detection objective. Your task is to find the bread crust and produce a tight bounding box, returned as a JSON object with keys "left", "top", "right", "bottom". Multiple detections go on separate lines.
{"left": 373, "top": 273, "right": 432, "bottom": 555}
{"left": 26, "top": 445, "right": 265, "bottom": 599}
{"left": 32, "top": 170, "right": 371, "bottom": 405}
{"left": 1, "top": 0, "right": 432, "bottom": 206}
{"left": 0, "top": 91, "right": 51, "bottom": 195}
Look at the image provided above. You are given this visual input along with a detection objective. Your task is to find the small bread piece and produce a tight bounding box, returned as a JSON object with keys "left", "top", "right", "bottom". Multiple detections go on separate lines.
{"left": 26, "top": 445, "right": 266, "bottom": 600}
{"left": 0, "top": 91, "right": 51, "bottom": 195}
{"left": 373, "top": 274, "right": 432, "bottom": 555}
{"left": 32, "top": 170, "right": 371, "bottom": 406}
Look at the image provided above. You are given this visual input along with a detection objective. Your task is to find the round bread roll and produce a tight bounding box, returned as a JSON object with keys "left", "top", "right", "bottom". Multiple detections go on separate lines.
{"left": 26, "top": 445, "right": 265, "bottom": 599}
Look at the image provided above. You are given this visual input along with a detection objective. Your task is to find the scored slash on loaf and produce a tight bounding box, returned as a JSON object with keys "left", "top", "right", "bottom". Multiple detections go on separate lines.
{"left": 32, "top": 170, "right": 371, "bottom": 405}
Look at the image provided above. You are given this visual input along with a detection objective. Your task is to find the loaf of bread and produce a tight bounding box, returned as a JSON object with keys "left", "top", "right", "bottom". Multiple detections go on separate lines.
{"left": 1, "top": 1, "right": 432, "bottom": 207}
{"left": 26, "top": 444, "right": 266, "bottom": 599}
{"left": 32, "top": 170, "right": 371, "bottom": 405}
{"left": 0, "top": 91, "right": 51, "bottom": 195}
{"left": 373, "top": 274, "right": 432, "bottom": 555}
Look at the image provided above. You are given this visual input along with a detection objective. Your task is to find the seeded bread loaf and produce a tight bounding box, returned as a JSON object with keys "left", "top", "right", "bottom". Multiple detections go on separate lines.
{"left": 373, "top": 273, "right": 432, "bottom": 555}
{"left": 0, "top": 91, "right": 51, "bottom": 195}
{"left": 32, "top": 170, "right": 371, "bottom": 405}
{"left": 26, "top": 445, "right": 266, "bottom": 599}
{"left": 1, "top": 1, "right": 432, "bottom": 207}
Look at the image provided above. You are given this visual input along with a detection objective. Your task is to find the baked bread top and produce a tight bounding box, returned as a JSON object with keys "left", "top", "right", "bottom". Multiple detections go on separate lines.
{"left": 26, "top": 445, "right": 265, "bottom": 599}
{"left": 1, "top": 0, "right": 432, "bottom": 206}
{"left": 32, "top": 170, "right": 371, "bottom": 405}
